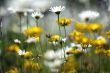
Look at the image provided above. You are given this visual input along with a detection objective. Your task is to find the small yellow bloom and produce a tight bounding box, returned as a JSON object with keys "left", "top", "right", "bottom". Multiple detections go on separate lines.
{"left": 105, "top": 30, "right": 110, "bottom": 39}
{"left": 95, "top": 48, "right": 105, "bottom": 54}
{"left": 81, "top": 37, "right": 90, "bottom": 45}
{"left": 69, "top": 30, "right": 84, "bottom": 43}
{"left": 24, "top": 26, "right": 43, "bottom": 37}
{"left": 75, "top": 22, "right": 88, "bottom": 31}
{"left": 56, "top": 17, "right": 72, "bottom": 26}
{"left": 92, "top": 37, "right": 106, "bottom": 46}
{"left": 62, "top": 56, "right": 79, "bottom": 72}
{"left": 48, "top": 35, "right": 60, "bottom": 42}
{"left": 5, "top": 67, "right": 19, "bottom": 73}
{"left": 24, "top": 60, "right": 41, "bottom": 70}
{"left": 6, "top": 44, "right": 20, "bottom": 53}
{"left": 66, "top": 48, "right": 82, "bottom": 54}
{"left": 87, "top": 23, "right": 102, "bottom": 32}
{"left": 23, "top": 51, "right": 32, "bottom": 58}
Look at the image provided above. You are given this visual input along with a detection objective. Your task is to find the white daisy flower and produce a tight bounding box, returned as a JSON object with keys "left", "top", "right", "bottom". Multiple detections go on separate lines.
{"left": 49, "top": 6, "right": 65, "bottom": 14}
{"left": 18, "top": 50, "right": 25, "bottom": 55}
{"left": 26, "top": 37, "right": 39, "bottom": 43}
{"left": 14, "top": 39, "right": 21, "bottom": 44}
{"left": 79, "top": 10, "right": 100, "bottom": 22}
{"left": 31, "top": 11, "right": 44, "bottom": 19}
{"left": 44, "top": 50, "right": 55, "bottom": 60}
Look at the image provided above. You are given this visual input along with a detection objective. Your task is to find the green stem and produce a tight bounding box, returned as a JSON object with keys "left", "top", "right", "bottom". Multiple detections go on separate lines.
{"left": 57, "top": 14, "right": 61, "bottom": 36}
{"left": 36, "top": 19, "right": 39, "bottom": 27}
{"left": 19, "top": 15, "right": 22, "bottom": 33}
{"left": 26, "top": 12, "right": 29, "bottom": 29}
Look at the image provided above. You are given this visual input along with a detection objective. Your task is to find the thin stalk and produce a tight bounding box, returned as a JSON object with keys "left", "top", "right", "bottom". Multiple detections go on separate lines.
{"left": 26, "top": 12, "right": 29, "bottom": 29}
{"left": 19, "top": 15, "right": 22, "bottom": 33}
{"left": 0, "top": 17, "right": 2, "bottom": 39}
{"left": 57, "top": 14, "right": 61, "bottom": 36}
{"left": 36, "top": 19, "right": 39, "bottom": 27}
{"left": 35, "top": 20, "right": 43, "bottom": 55}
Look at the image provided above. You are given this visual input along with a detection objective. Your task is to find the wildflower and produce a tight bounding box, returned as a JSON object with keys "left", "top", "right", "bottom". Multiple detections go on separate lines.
{"left": 66, "top": 48, "right": 82, "bottom": 54}
{"left": 24, "top": 26, "right": 43, "bottom": 37}
{"left": 49, "top": 6, "right": 65, "bottom": 14}
{"left": 69, "top": 30, "right": 84, "bottom": 43}
{"left": 26, "top": 37, "right": 40, "bottom": 43}
{"left": 56, "top": 17, "right": 72, "bottom": 26}
{"left": 75, "top": 22, "right": 88, "bottom": 31}
{"left": 62, "top": 56, "right": 79, "bottom": 72}
{"left": 24, "top": 60, "right": 41, "bottom": 70}
{"left": 31, "top": 11, "right": 44, "bottom": 19}
{"left": 6, "top": 44, "right": 20, "bottom": 53}
{"left": 48, "top": 35, "right": 60, "bottom": 43}
{"left": 79, "top": 10, "right": 100, "bottom": 22}
{"left": 23, "top": 51, "right": 33, "bottom": 58}
{"left": 105, "top": 30, "right": 110, "bottom": 39}
{"left": 92, "top": 36, "right": 106, "bottom": 46}
{"left": 5, "top": 67, "right": 19, "bottom": 73}
{"left": 87, "top": 23, "right": 102, "bottom": 32}
{"left": 95, "top": 47, "right": 105, "bottom": 54}
{"left": 14, "top": 39, "right": 21, "bottom": 44}
{"left": 18, "top": 49, "right": 25, "bottom": 55}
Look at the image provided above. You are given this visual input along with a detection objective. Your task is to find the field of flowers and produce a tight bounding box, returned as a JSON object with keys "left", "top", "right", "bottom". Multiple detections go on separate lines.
{"left": 0, "top": 0, "right": 110, "bottom": 73}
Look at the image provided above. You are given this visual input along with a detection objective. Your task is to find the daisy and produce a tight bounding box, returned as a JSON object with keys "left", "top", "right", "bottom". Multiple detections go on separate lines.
{"left": 18, "top": 50, "right": 25, "bottom": 55}
{"left": 49, "top": 6, "right": 65, "bottom": 14}
{"left": 26, "top": 37, "right": 39, "bottom": 43}
{"left": 31, "top": 11, "right": 44, "bottom": 19}
{"left": 14, "top": 39, "right": 21, "bottom": 44}
{"left": 79, "top": 10, "right": 100, "bottom": 22}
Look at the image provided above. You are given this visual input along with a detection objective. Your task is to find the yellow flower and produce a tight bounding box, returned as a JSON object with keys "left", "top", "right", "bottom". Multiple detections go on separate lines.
{"left": 24, "top": 60, "right": 41, "bottom": 70}
{"left": 81, "top": 37, "right": 90, "bottom": 45}
{"left": 75, "top": 22, "right": 88, "bottom": 31}
{"left": 6, "top": 44, "right": 20, "bottom": 53}
{"left": 62, "top": 56, "right": 79, "bottom": 72}
{"left": 66, "top": 48, "right": 82, "bottom": 54}
{"left": 92, "top": 37, "right": 106, "bottom": 46}
{"left": 105, "top": 30, "right": 110, "bottom": 39}
{"left": 87, "top": 23, "right": 102, "bottom": 32}
{"left": 95, "top": 48, "right": 105, "bottom": 54}
{"left": 69, "top": 30, "right": 84, "bottom": 43}
{"left": 24, "top": 26, "right": 43, "bottom": 37}
{"left": 48, "top": 35, "right": 60, "bottom": 42}
{"left": 23, "top": 51, "right": 32, "bottom": 58}
{"left": 5, "top": 67, "right": 19, "bottom": 73}
{"left": 56, "top": 17, "right": 72, "bottom": 26}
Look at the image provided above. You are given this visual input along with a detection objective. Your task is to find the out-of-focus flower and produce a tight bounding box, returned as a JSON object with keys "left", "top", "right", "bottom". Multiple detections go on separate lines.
{"left": 79, "top": 10, "right": 100, "bottom": 22}
{"left": 48, "top": 35, "right": 60, "bottom": 43}
{"left": 24, "top": 60, "right": 41, "bottom": 70}
{"left": 66, "top": 48, "right": 82, "bottom": 54}
{"left": 23, "top": 51, "right": 33, "bottom": 58}
{"left": 6, "top": 44, "right": 20, "bottom": 53}
{"left": 24, "top": 26, "right": 43, "bottom": 37}
{"left": 18, "top": 50, "right": 25, "bottom": 55}
{"left": 75, "top": 22, "right": 88, "bottom": 31}
{"left": 56, "top": 17, "right": 72, "bottom": 26}
{"left": 104, "top": 49, "right": 110, "bottom": 57}
{"left": 105, "top": 30, "right": 110, "bottom": 39}
{"left": 26, "top": 37, "right": 40, "bottom": 43}
{"left": 44, "top": 50, "right": 55, "bottom": 60}
{"left": 31, "top": 11, "right": 44, "bottom": 19}
{"left": 87, "top": 23, "right": 102, "bottom": 32}
{"left": 14, "top": 39, "right": 21, "bottom": 44}
{"left": 5, "top": 67, "right": 19, "bottom": 73}
{"left": 44, "top": 59, "right": 63, "bottom": 72}
{"left": 49, "top": 6, "right": 65, "bottom": 14}
{"left": 94, "top": 47, "right": 106, "bottom": 54}
{"left": 69, "top": 30, "right": 84, "bottom": 43}
{"left": 92, "top": 36, "right": 106, "bottom": 46}
{"left": 62, "top": 56, "right": 79, "bottom": 73}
